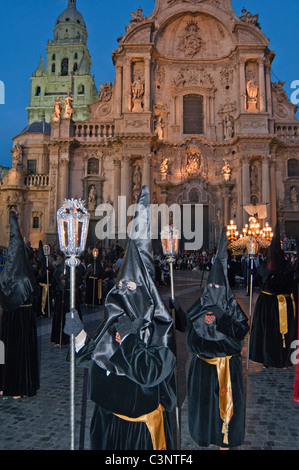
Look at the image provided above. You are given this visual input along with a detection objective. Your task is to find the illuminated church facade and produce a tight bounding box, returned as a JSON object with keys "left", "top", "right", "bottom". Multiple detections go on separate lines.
{"left": 1, "top": 0, "right": 299, "bottom": 249}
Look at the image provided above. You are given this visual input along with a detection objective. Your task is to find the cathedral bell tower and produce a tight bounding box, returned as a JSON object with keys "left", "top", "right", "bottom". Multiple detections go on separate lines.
{"left": 26, "top": 0, "right": 98, "bottom": 124}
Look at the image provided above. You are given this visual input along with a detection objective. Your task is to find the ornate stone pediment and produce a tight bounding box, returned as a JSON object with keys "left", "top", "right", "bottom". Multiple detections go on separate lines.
{"left": 156, "top": 13, "right": 233, "bottom": 60}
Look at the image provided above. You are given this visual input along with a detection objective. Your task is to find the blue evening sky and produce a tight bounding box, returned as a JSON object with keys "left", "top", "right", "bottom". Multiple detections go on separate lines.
{"left": 0, "top": 0, "right": 298, "bottom": 168}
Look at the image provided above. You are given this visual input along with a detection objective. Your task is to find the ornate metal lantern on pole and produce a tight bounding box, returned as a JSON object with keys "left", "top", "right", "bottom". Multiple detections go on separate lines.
{"left": 57, "top": 199, "right": 90, "bottom": 450}
{"left": 246, "top": 236, "right": 258, "bottom": 369}
{"left": 92, "top": 248, "right": 99, "bottom": 308}
{"left": 160, "top": 224, "right": 181, "bottom": 450}
{"left": 43, "top": 244, "right": 51, "bottom": 318}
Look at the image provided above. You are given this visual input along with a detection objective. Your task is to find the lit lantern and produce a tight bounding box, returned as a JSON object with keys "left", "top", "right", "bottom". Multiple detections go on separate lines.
{"left": 246, "top": 236, "right": 258, "bottom": 258}
{"left": 57, "top": 199, "right": 90, "bottom": 259}
{"left": 161, "top": 225, "right": 180, "bottom": 262}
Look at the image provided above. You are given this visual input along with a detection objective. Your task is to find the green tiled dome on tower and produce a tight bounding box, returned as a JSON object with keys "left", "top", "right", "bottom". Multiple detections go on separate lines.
{"left": 26, "top": 0, "right": 98, "bottom": 124}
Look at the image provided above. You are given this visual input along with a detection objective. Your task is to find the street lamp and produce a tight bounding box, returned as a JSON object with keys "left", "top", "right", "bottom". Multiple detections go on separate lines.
{"left": 246, "top": 236, "right": 258, "bottom": 370}
{"left": 43, "top": 244, "right": 51, "bottom": 318}
{"left": 57, "top": 199, "right": 90, "bottom": 450}
{"left": 160, "top": 224, "right": 180, "bottom": 450}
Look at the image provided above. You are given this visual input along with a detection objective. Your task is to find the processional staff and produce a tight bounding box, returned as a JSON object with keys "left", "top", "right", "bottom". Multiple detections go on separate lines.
{"left": 161, "top": 225, "right": 181, "bottom": 450}
{"left": 57, "top": 199, "right": 90, "bottom": 450}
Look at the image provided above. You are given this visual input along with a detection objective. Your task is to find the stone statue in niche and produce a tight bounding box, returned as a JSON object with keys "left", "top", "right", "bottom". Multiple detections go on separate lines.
{"left": 88, "top": 184, "right": 98, "bottom": 211}
{"left": 131, "top": 76, "right": 144, "bottom": 112}
{"left": 160, "top": 158, "right": 169, "bottom": 180}
{"left": 246, "top": 79, "right": 259, "bottom": 112}
{"left": 221, "top": 159, "right": 232, "bottom": 182}
{"left": 290, "top": 186, "right": 298, "bottom": 207}
{"left": 133, "top": 164, "right": 142, "bottom": 190}
{"left": 51, "top": 96, "right": 63, "bottom": 122}
{"left": 153, "top": 102, "right": 168, "bottom": 140}
{"left": 224, "top": 116, "right": 234, "bottom": 140}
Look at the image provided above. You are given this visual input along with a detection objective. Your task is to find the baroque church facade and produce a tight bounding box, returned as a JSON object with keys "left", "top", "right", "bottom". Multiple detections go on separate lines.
{"left": 1, "top": 0, "right": 299, "bottom": 249}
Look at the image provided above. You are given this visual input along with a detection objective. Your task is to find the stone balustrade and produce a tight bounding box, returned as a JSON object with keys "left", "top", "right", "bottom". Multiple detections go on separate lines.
{"left": 274, "top": 123, "right": 299, "bottom": 140}
{"left": 74, "top": 123, "right": 115, "bottom": 141}
{"left": 25, "top": 174, "right": 49, "bottom": 187}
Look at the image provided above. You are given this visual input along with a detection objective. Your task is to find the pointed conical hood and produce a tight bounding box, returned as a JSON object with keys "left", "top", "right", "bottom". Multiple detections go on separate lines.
{"left": 267, "top": 222, "right": 285, "bottom": 271}
{"left": 187, "top": 228, "right": 233, "bottom": 337}
{"left": 0, "top": 212, "right": 38, "bottom": 311}
{"left": 116, "top": 185, "right": 155, "bottom": 284}
{"left": 91, "top": 186, "right": 175, "bottom": 375}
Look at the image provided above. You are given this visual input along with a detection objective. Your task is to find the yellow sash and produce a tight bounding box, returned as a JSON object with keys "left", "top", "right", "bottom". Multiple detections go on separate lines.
{"left": 200, "top": 356, "right": 233, "bottom": 445}
{"left": 114, "top": 404, "right": 166, "bottom": 450}
{"left": 262, "top": 291, "right": 296, "bottom": 348}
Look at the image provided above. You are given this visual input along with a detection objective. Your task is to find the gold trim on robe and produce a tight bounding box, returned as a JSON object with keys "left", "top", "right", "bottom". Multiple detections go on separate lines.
{"left": 114, "top": 404, "right": 166, "bottom": 450}
{"left": 262, "top": 291, "right": 296, "bottom": 348}
{"left": 199, "top": 355, "right": 233, "bottom": 445}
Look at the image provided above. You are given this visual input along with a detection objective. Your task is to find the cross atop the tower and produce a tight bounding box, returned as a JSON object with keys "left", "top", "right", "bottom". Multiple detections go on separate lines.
{"left": 68, "top": 0, "right": 76, "bottom": 8}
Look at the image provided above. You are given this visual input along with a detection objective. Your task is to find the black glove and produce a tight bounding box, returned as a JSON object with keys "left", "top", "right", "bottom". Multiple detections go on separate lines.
{"left": 169, "top": 296, "right": 189, "bottom": 333}
{"left": 169, "top": 296, "right": 181, "bottom": 311}
{"left": 64, "top": 309, "right": 84, "bottom": 337}
{"left": 116, "top": 315, "right": 143, "bottom": 341}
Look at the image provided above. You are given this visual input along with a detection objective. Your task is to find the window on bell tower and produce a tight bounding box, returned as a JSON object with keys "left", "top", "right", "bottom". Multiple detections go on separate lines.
{"left": 61, "top": 58, "right": 69, "bottom": 76}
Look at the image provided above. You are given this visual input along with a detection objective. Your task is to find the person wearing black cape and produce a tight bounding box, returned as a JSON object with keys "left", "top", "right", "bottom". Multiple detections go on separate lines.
{"left": 0, "top": 212, "right": 40, "bottom": 398}
{"left": 170, "top": 228, "right": 249, "bottom": 449}
{"left": 249, "top": 224, "right": 297, "bottom": 368}
{"left": 64, "top": 186, "right": 177, "bottom": 450}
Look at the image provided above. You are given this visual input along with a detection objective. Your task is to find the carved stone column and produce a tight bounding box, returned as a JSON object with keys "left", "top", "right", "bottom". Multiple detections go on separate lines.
{"left": 115, "top": 65, "right": 122, "bottom": 117}
{"left": 269, "top": 157, "right": 277, "bottom": 227}
{"left": 113, "top": 158, "right": 121, "bottom": 228}
{"left": 240, "top": 58, "right": 246, "bottom": 112}
{"left": 261, "top": 155, "right": 271, "bottom": 211}
{"left": 242, "top": 156, "right": 251, "bottom": 223}
{"left": 121, "top": 155, "right": 131, "bottom": 203}
{"left": 120, "top": 155, "right": 131, "bottom": 239}
{"left": 142, "top": 155, "right": 151, "bottom": 193}
{"left": 48, "top": 160, "right": 59, "bottom": 234}
{"left": 259, "top": 58, "right": 266, "bottom": 112}
{"left": 265, "top": 63, "right": 272, "bottom": 115}
{"left": 59, "top": 158, "right": 70, "bottom": 202}
{"left": 124, "top": 58, "right": 131, "bottom": 112}
{"left": 144, "top": 59, "right": 151, "bottom": 112}
{"left": 223, "top": 191, "right": 230, "bottom": 226}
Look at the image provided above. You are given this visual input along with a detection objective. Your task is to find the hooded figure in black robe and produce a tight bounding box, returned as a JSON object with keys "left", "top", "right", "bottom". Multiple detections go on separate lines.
{"left": 249, "top": 224, "right": 297, "bottom": 368}
{"left": 171, "top": 228, "right": 249, "bottom": 448}
{"left": 0, "top": 211, "right": 40, "bottom": 398}
{"left": 64, "top": 186, "right": 176, "bottom": 450}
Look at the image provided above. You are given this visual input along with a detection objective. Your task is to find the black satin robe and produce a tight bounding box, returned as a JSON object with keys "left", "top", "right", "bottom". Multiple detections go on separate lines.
{"left": 75, "top": 333, "right": 176, "bottom": 450}
{"left": 249, "top": 264, "right": 297, "bottom": 368}
{"left": 182, "top": 292, "right": 249, "bottom": 448}
{"left": 0, "top": 302, "right": 40, "bottom": 397}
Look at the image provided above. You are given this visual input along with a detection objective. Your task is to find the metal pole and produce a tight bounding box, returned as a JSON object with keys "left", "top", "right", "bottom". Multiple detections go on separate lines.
{"left": 92, "top": 258, "right": 96, "bottom": 308}
{"left": 247, "top": 257, "right": 254, "bottom": 370}
{"left": 67, "top": 256, "right": 79, "bottom": 451}
{"left": 46, "top": 256, "right": 51, "bottom": 319}
{"left": 169, "top": 260, "right": 181, "bottom": 451}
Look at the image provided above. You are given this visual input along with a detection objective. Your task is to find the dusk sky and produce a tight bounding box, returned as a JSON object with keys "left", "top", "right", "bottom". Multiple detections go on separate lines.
{"left": 0, "top": 0, "right": 298, "bottom": 168}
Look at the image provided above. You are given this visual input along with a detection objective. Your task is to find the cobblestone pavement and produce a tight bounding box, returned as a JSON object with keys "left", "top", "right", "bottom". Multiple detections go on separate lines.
{"left": 0, "top": 270, "right": 298, "bottom": 451}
